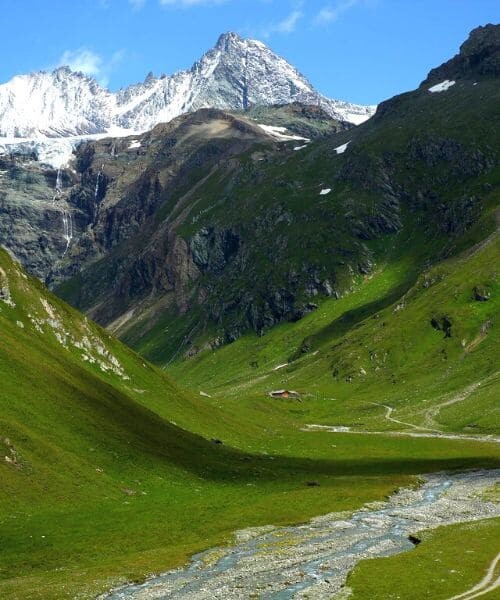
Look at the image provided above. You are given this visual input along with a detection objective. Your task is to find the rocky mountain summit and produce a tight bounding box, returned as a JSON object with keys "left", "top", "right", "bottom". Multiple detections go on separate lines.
{"left": 423, "top": 23, "right": 500, "bottom": 84}
{"left": 0, "top": 32, "right": 374, "bottom": 141}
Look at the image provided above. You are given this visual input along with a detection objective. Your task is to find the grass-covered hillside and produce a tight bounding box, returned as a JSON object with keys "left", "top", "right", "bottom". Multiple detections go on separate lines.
{"left": 170, "top": 211, "right": 499, "bottom": 438}
{"left": 1, "top": 246, "right": 499, "bottom": 600}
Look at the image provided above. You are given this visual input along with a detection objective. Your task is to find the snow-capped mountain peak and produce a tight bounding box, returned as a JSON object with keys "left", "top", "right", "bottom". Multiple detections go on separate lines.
{"left": 0, "top": 32, "right": 375, "bottom": 143}
{"left": 0, "top": 67, "right": 112, "bottom": 138}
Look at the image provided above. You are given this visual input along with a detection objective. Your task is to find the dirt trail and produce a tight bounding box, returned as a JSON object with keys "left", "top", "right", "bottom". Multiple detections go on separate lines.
{"left": 447, "top": 552, "right": 500, "bottom": 600}
{"left": 365, "top": 376, "right": 499, "bottom": 442}
{"left": 372, "top": 402, "right": 440, "bottom": 432}
{"left": 302, "top": 424, "right": 500, "bottom": 444}
{"left": 423, "top": 373, "right": 499, "bottom": 430}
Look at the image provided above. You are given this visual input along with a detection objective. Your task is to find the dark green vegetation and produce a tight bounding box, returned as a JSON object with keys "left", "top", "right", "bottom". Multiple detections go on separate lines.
{"left": 170, "top": 226, "right": 499, "bottom": 438}
{"left": 0, "top": 24, "right": 499, "bottom": 600}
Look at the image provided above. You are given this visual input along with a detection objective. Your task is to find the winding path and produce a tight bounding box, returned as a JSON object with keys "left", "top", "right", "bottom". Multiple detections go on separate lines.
{"left": 302, "top": 424, "right": 500, "bottom": 444}
{"left": 373, "top": 402, "right": 440, "bottom": 432}
{"left": 448, "top": 552, "right": 500, "bottom": 600}
{"left": 423, "top": 373, "right": 498, "bottom": 430}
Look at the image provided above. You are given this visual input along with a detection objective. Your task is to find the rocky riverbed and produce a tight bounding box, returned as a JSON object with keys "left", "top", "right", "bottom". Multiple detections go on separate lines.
{"left": 101, "top": 470, "right": 500, "bottom": 599}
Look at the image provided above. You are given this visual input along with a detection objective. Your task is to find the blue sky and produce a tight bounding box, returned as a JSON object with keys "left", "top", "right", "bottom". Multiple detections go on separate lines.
{"left": 1, "top": 0, "right": 498, "bottom": 104}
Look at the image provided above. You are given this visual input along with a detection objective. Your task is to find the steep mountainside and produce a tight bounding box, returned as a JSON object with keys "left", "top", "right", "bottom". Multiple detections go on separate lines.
{"left": 0, "top": 25, "right": 498, "bottom": 366}
{"left": 0, "top": 109, "right": 292, "bottom": 284}
{"left": 51, "top": 25, "right": 500, "bottom": 363}
{"left": 0, "top": 32, "right": 373, "bottom": 140}
{"left": 0, "top": 245, "right": 226, "bottom": 447}
{"left": 171, "top": 224, "right": 499, "bottom": 436}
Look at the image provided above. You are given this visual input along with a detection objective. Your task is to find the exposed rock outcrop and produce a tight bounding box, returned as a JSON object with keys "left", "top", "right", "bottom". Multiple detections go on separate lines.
{"left": 423, "top": 24, "right": 500, "bottom": 83}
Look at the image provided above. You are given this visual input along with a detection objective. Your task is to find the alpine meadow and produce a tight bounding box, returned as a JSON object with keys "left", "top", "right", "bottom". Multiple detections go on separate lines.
{"left": 0, "top": 4, "right": 499, "bottom": 600}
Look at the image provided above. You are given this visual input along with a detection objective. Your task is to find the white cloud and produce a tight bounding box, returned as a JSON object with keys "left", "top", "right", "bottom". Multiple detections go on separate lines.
{"left": 261, "top": 7, "right": 303, "bottom": 37}
{"left": 57, "top": 48, "right": 125, "bottom": 87}
{"left": 314, "top": 0, "right": 359, "bottom": 25}
{"left": 276, "top": 9, "right": 302, "bottom": 33}
{"left": 129, "top": 0, "right": 146, "bottom": 9}
{"left": 58, "top": 49, "right": 102, "bottom": 77}
{"left": 159, "top": 0, "right": 227, "bottom": 6}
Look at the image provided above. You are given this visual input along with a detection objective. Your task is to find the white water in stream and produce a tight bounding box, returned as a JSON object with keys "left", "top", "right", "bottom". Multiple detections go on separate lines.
{"left": 102, "top": 470, "right": 500, "bottom": 600}
{"left": 52, "top": 167, "right": 63, "bottom": 205}
{"left": 62, "top": 210, "right": 73, "bottom": 255}
{"left": 55, "top": 167, "right": 63, "bottom": 193}
{"left": 95, "top": 164, "right": 104, "bottom": 200}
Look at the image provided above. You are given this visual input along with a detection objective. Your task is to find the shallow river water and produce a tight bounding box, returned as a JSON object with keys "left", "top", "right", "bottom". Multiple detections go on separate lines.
{"left": 102, "top": 470, "right": 500, "bottom": 599}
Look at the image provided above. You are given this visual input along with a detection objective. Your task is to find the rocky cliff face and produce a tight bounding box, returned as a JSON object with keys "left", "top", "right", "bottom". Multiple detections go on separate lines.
{"left": 0, "top": 108, "right": 282, "bottom": 284}
{"left": 423, "top": 23, "right": 500, "bottom": 84}
{"left": 0, "top": 103, "right": 345, "bottom": 290}
{"left": 0, "top": 32, "right": 374, "bottom": 141}
{"left": 0, "top": 155, "right": 81, "bottom": 280}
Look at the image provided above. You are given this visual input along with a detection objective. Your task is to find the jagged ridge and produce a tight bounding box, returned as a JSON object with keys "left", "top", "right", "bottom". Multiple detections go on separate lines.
{"left": 0, "top": 32, "right": 374, "bottom": 139}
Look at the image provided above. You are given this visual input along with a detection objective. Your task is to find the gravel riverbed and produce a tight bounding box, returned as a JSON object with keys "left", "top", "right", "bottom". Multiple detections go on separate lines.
{"left": 101, "top": 470, "right": 500, "bottom": 600}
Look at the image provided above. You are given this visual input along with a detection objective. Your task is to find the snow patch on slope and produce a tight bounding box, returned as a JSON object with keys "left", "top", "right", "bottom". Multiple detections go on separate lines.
{"left": 428, "top": 80, "right": 456, "bottom": 93}
{"left": 334, "top": 141, "right": 350, "bottom": 154}
{"left": 258, "top": 124, "right": 309, "bottom": 142}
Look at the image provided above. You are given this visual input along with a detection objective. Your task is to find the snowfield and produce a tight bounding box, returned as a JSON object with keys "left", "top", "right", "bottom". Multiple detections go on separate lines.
{"left": 258, "top": 124, "right": 309, "bottom": 142}
{"left": 0, "top": 127, "right": 139, "bottom": 168}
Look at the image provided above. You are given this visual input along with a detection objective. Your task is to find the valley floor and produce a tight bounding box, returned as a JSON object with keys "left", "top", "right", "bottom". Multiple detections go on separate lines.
{"left": 1, "top": 425, "right": 499, "bottom": 600}
{"left": 101, "top": 470, "right": 500, "bottom": 600}
{"left": 1, "top": 228, "right": 498, "bottom": 599}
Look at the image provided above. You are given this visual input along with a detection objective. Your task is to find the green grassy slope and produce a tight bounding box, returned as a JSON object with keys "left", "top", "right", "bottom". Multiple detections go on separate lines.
{"left": 162, "top": 208, "right": 500, "bottom": 600}
{"left": 169, "top": 218, "right": 499, "bottom": 438}
{"left": 1, "top": 247, "right": 499, "bottom": 599}
{"left": 349, "top": 477, "right": 500, "bottom": 599}
{"left": 348, "top": 517, "right": 500, "bottom": 600}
